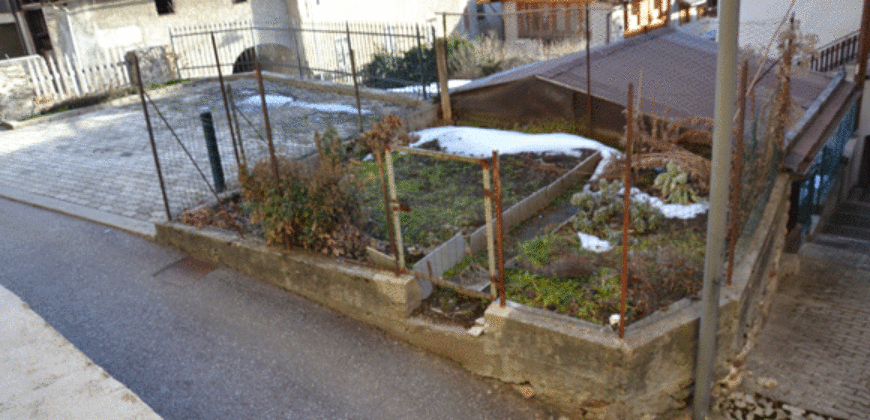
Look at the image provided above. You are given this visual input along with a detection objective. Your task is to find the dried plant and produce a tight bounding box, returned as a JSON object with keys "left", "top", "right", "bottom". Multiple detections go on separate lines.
{"left": 359, "top": 114, "right": 418, "bottom": 154}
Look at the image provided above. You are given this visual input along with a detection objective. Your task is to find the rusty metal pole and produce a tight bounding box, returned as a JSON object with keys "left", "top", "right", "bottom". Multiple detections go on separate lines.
{"left": 375, "top": 150, "right": 400, "bottom": 274}
{"left": 482, "top": 161, "right": 497, "bottom": 297}
{"left": 227, "top": 85, "right": 247, "bottom": 170}
{"left": 727, "top": 60, "right": 748, "bottom": 286}
{"left": 493, "top": 150, "right": 506, "bottom": 307}
{"left": 345, "top": 23, "right": 364, "bottom": 133}
{"left": 133, "top": 53, "right": 172, "bottom": 222}
{"left": 854, "top": 0, "right": 870, "bottom": 134}
{"left": 384, "top": 146, "right": 405, "bottom": 270}
{"left": 416, "top": 24, "right": 428, "bottom": 99}
{"left": 254, "top": 53, "right": 280, "bottom": 186}
{"left": 586, "top": 2, "right": 593, "bottom": 138}
{"left": 210, "top": 32, "right": 242, "bottom": 172}
{"left": 619, "top": 83, "right": 634, "bottom": 339}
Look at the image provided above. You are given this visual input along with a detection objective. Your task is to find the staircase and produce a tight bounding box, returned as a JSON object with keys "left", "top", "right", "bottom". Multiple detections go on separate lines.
{"left": 811, "top": 187, "right": 870, "bottom": 254}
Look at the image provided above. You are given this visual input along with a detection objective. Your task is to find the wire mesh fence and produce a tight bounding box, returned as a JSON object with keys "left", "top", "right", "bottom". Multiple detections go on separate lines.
{"left": 170, "top": 20, "right": 437, "bottom": 98}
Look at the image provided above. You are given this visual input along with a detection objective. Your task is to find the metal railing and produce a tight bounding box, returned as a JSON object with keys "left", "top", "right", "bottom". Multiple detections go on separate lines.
{"left": 811, "top": 30, "right": 861, "bottom": 73}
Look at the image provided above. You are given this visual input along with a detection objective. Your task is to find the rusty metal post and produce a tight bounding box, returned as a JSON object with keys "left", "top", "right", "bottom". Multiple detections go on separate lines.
{"left": 435, "top": 38, "right": 452, "bottom": 123}
{"left": 345, "top": 23, "right": 364, "bottom": 133}
{"left": 854, "top": 0, "right": 870, "bottom": 133}
{"left": 133, "top": 53, "right": 172, "bottom": 222}
{"left": 586, "top": 2, "right": 593, "bottom": 138}
{"left": 482, "top": 161, "right": 497, "bottom": 297}
{"left": 254, "top": 53, "right": 280, "bottom": 186}
{"left": 384, "top": 147, "right": 405, "bottom": 270}
{"left": 493, "top": 150, "right": 506, "bottom": 307}
{"left": 416, "top": 24, "right": 428, "bottom": 99}
{"left": 619, "top": 83, "right": 634, "bottom": 339}
{"left": 727, "top": 60, "right": 748, "bottom": 286}
{"left": 375, "top": 150, "right": 399, "bottom": 274}
{"left": 227, "top": 85, "right": 247, "bottom": 170}
{"left": 210, "top": 32, "right": 242, "bottom": 172}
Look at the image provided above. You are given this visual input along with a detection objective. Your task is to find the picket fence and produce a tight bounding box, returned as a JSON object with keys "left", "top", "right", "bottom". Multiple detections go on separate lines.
{"left": 23, "top": 48, "right": 132, "bottom": 103}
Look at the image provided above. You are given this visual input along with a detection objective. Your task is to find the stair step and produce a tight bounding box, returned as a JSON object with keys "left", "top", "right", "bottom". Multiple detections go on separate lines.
{"left": 823, "top": 211, "right": 870, "bottom": 228}
{"left": 819, "top": 223, "right": 870, "bottom": 241}
{"left": 835, "top": 201, "right": 870, "bottom": 216}
{"left": 811, "top": 234, "right": 870, "bottom": 253}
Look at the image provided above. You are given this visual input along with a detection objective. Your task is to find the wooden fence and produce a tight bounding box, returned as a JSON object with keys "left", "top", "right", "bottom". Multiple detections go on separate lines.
{"left": 23, "top": 48, "right": 131, "bottom": 103}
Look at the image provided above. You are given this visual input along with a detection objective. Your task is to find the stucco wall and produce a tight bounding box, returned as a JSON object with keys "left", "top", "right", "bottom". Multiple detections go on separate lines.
{"left": 0, "top": 56, "right": 36, "bottom": 120}
{"left": 41, "top": 0, "right": 297, "bottom": 68}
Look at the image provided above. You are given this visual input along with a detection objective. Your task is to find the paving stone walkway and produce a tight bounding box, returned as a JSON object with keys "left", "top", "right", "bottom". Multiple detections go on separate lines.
{"left": 721, "top": 252, "right": 870, "bottom": 420}
{"left": 0, "top": 79, "right": 413, "bottom": 225}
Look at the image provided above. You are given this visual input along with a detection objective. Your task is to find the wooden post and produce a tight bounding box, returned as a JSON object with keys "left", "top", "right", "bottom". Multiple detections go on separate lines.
{"left": 482, "top": 161, "right": 497, "bottom": 297}
{"left": 384, "top": 147, "right": 405, "bottom": 270}
{"left": 435, "top": 37, "right": 452, "bottom": 123}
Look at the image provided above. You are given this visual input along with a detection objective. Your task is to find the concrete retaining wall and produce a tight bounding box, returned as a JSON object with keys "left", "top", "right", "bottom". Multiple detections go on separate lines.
{"left": 154, "top": 172, "right": 793, "bottom": 419}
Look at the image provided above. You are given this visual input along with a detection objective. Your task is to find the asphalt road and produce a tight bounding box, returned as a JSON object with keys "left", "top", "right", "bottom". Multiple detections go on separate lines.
{"left": 0, "top": 197, "right": 559, "bottom": 420}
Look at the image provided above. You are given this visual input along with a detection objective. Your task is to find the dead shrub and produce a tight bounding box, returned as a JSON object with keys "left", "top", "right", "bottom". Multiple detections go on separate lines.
{"left": 241, "top": 127, "right": 367, "bottom": 257}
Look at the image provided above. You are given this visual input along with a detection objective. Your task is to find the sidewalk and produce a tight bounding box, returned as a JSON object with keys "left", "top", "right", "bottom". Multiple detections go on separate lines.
{"left": 0, "top": 284, "right": 162, "bottom": 419}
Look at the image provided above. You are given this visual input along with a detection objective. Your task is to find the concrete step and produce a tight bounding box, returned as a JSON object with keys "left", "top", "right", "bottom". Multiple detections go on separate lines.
{"left": 822, "top": 211, "right": 870, "bottom": 229}
{"left": 820, "top": 223, "right": 870, "bottom": 241}
{"left": 811, "top": 233, "right": 870, "bottom": 254}
{"left": 835, "top": 200, "right": 870, "bottom": 216}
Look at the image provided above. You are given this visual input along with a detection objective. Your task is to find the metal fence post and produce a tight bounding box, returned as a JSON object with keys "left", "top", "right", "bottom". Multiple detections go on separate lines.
{"left": 384, "top": 147, "right": 405, "bottom": 271}
{"left": 346, "top": 22, "right": 364, "bottom": 133}
{"left": 227, "top": 85, "right": 247, "bottom": 170}
{"left": 254, "top": 53, "right": 280, "bottom": 186}
{"left": 416, "top": 24, "right": 427, "bottom": 99}
{"left": 132, "top": 53, "right": 172, "bottom": 222}
{"left": 200, "top": 110, "right": 226, "bottom": 193}
{"left": 210, "top": 32, "right": 242, "bottom": 172}
{"left": 619, "top": 83, "right": 634, "bottom": 339}
{"left": 492, "top": 150, "right": 506, "bottom": 307}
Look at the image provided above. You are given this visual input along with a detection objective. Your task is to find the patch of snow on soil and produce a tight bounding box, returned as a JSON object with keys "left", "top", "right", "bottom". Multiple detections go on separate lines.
{"left": 411, "top": 126, "right": 618, "bottom": 179}
{"left": 623, "top": 187, "right": 709, "bottom": 219}
{"left": 240, "top": 95, "right": 371, "bottom": 115}
{"left": 388, "top": 79, "right": 472, "bottom": 95}
{"left": 578, "top": 232, "right": 614, "bottom": 253}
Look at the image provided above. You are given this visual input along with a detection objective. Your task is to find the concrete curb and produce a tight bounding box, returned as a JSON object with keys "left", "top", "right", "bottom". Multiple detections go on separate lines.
{"left": 0, "top": 185, "right": 156, "bottom": 239}
{"left": 0, "top": 284, "right": 163, "bottom": 419}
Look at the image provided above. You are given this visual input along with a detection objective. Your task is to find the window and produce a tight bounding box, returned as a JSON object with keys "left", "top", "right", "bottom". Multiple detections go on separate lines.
{"left": 155, "top": 0, "right": 174, "bottom": 15}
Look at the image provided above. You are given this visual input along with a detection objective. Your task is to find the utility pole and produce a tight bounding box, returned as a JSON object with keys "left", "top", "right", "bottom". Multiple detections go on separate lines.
{"left": 693, "top": 0, "right": 739, "bottom": 418}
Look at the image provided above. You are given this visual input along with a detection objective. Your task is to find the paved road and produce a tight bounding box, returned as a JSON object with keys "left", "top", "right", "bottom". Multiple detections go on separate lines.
{"left": 0, "top": 197, "right": 558, "bottom": 420}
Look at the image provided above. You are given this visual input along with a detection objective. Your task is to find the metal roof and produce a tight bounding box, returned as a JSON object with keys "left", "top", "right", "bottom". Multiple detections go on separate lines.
{"left": 453, "top": 27, "right": 856, "bottom": 173}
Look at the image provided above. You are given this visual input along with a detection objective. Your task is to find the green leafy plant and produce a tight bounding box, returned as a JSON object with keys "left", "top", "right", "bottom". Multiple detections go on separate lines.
{"left": 653, "top": 162, "right": 700, "bottom": 204}
{"left": 570, "top": 179, "right": 664, "bottom": 238}
{"left": 361, "top": 38, "right": 471, "bottom": 89}
{"left": 518, "top": 235, "right": 555, "bottom": 267}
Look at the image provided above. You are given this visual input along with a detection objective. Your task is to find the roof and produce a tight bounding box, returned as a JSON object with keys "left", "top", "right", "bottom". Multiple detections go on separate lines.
{"left": 454, "top": 28, "right": 834, "bottom": 122}
{"left": 453, "top": 27, "right": 856, "bottom": 172}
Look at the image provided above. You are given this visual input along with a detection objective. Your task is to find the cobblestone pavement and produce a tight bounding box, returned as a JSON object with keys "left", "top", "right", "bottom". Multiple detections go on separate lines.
{"left": 0, "top": 79, "right": 414, "bottom": 224}
{"left": 723, "top": 254, "right": 870, "bottom": 420}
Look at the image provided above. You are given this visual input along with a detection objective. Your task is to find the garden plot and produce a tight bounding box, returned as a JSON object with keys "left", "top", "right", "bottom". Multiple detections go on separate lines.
{"left": 425, "top": 128, "right": 710, "bottom": 327}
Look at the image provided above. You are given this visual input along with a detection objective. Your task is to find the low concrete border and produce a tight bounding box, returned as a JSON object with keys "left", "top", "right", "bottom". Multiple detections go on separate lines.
{"left": 154, "top": 172, "right": 793, "bottom": 419}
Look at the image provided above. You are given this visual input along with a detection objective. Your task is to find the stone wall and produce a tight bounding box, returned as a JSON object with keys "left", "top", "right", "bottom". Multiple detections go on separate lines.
{"left": 154, "top": 172, "right": 794, "bottom": 420}
{"left": 125, "top": 46, "right": 178, "bottom": 87}
{"left": 0, "top": 57, "right": 36, "bottom": 121}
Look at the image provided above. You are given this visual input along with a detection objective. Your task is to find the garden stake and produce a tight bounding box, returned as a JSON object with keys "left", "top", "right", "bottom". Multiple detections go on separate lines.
{"left": 345, "top": 23, "right": 364, "bottom": 133}
{"left": 227, "top": 85, "right": 247, "bottom": 170}
{"left": 493, "top": 150, "right": 506, "bottom": 307}
{"left": 384, "top": 147, "right": 405, "bottom": 271}
{"left": 619, "top": 83, "right": 635, "bottom": 339}
{"left": 482, "top": 161, "right": 497, "bottom": 297}
{"left": 585, "top": 2, "right": 593, "bottom": 138}
{"left": 375, "top": 150, "right": 399, "bottom": 274}
{"left": 133, "top": 54, "right": 172, "bottom": 222}
{"left": 211, "top": 32, "right": 242, "bottom": 172}
{"left": 727, "top": 60, "right": 748, "bottom": 286}
{"left": 254, "top": 53, "right": 280, "bottom": 187}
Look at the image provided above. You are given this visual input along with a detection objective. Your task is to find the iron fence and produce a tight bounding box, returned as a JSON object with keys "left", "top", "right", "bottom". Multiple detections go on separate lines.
{"left": 169, "top": 20, "right": 437, "bottom": 99}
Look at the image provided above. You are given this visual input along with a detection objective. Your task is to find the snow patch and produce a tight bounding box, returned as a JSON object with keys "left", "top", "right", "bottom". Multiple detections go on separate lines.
{"left": 578, "top": 232, "right": 614, "bottom": 253}
{"left": 239, "top": 94, "right": 371, "bottom": 115}
{"left": 388, "top": 79, "right": 472, "bottom": 95}
{"left": 621, "top": 187, "right": 709, "bottom": 219}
